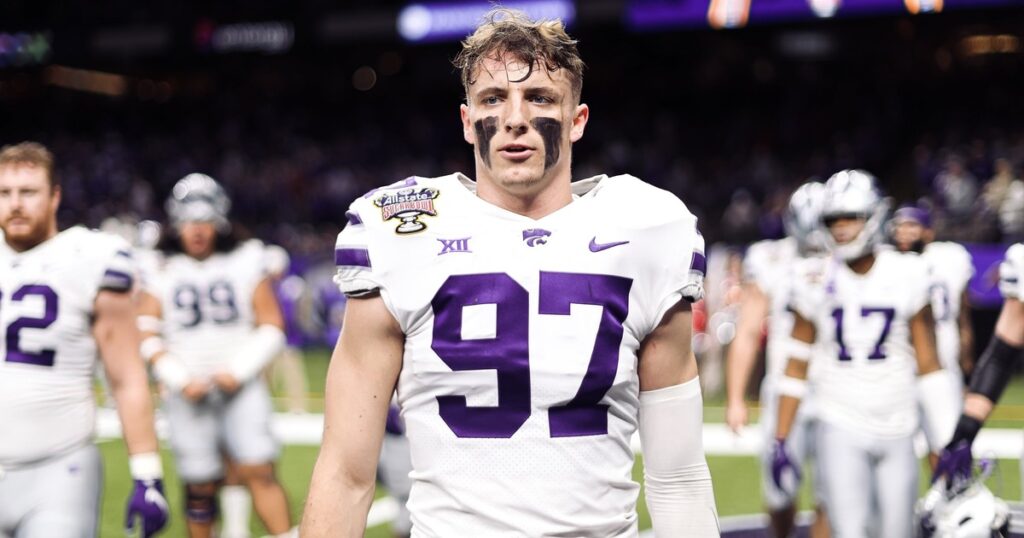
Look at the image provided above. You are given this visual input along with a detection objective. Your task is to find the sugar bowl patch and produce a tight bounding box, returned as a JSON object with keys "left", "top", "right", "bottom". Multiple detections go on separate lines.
{"left": 374, "top": 187, "right": 440, "bottom": 234}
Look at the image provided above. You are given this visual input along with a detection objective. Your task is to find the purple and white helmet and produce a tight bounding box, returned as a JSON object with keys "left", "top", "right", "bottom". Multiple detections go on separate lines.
{"left": 784, "top": 181, "right": 827, "bottom": 254}
{"left": 820, "top": 169, "right": 891, "bottom": 261}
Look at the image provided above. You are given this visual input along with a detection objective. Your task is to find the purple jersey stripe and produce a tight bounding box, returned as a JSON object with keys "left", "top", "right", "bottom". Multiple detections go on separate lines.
{"left": 100, "top": 269, "right": 134, "bottom": 292}
{"left": 345, "top": 211, "right": 363, "bottom": 226}
{"left": 690, "top": 251, "right": 706, "bottom": 276}
{"left": 116, "top": 250, "right": 133, "bottom": 259}
{"left": 335, "top": 248, "right": 371, "bottom": 268}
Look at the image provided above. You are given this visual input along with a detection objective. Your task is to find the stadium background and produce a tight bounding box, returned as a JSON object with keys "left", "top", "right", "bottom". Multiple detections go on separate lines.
{"left": 3, "top": 0, "right": 1024, "bottom": 535}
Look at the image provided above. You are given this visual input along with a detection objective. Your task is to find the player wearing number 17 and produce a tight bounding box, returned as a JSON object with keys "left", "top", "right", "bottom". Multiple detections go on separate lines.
{"left": 0, "top": 142, "right": 169, "bottom": 537}
{"left": 772, "top": 170, "right": 960, "bottom": 538}
{"left": 302, "top": 9, "right": 718, "bottom": 537}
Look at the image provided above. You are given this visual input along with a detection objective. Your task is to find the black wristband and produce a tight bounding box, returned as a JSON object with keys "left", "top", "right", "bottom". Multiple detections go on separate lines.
{"left": 950, "top": 414, "right": 983, "bottom": 445}
{"left": 967, "top": 335, "right": 1022, "bottom": 403}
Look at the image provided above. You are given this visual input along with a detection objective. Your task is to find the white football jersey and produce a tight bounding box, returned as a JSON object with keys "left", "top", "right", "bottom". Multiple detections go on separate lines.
{"left": 743, "top": 237, "right": 801, "bottom": 378}
{"left": 334, "top": 173, "right": 705, "bottom": 537}
{"left": 0, "top": 227, "right": 135, "bottom": 468}
{"left": 143, "top": 239, "right": 268, "bottom": 376}
{"left": 921, "top": 242, "right": 973, "bottom": 374}
{"left": 998, "top": 243, "right": 1024, "bottom": 300}
{"left": 791, "top": 249, "right": 931, "bottom": 438}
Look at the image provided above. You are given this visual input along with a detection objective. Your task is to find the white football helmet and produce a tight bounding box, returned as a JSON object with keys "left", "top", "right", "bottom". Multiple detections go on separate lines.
{"left": 784, "top": 181, "right": 827, "bottom": 254}
{"left": 165, "top": 173, "right": 231, "bottom": 231}
{"left": 918, "top": 477, "right": 1010, "bottom": 537}
{"left": 820, "top": 169, "right": 891, "bottom": 261}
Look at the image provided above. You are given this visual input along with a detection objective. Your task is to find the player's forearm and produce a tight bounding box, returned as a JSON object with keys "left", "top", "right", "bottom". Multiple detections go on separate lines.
{"left": 775, "top": 395, "right": 799, "bottom": 439}
{"left": 301, "top": 460, "right": 376, "bottom": 537}
{"left": 724, "top": 333, "right": 759, "bottom": 405}
{"left": 111, "top": 370, "right": 160, "bottom": 454}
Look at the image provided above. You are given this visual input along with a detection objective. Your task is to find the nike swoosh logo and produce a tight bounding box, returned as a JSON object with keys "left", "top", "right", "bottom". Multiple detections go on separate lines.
{"left": 589, "top": 238, "right": 630, "bottom": 252}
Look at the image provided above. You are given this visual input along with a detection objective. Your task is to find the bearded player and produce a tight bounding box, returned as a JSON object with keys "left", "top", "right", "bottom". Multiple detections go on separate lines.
{"left": 725, "top": 181, "right": 829, "bottom": 538}
{"left": 890, "top": 204, "right": 974, "bottom": 457}
{"left": 302, "top": 9, "right": 719, "bottom": 537}
{"left": 136, "top": 173, "right": 293, "bottom": 538}
{"left": 0, "top": 142, "right": 169, "bottom": 537}
{"left": 774, "top": 170, "right": 959, "bottom": 538}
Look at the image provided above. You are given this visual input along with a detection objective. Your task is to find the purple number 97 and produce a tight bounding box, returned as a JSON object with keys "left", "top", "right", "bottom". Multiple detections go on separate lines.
{"left": 431, "top": 271, "right": 632, "bottom": 439}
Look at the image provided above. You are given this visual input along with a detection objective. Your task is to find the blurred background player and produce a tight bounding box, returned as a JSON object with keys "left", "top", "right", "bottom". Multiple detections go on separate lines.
{"left": 725, "top": 180, "right": 829, "bottom": 538}
{"left": 889, "top": 204, "right": 975, "bottom": 459}
{"left": 0, "top": 142, "right": 169, "bottom": 537}
{"left": 774, "top": 170, "right": 959, "bottom": 538}
{"left": 136, "top": 173, "right": 294, "bottom": 538}
{"left": 935, "top": 241, "right": 1024, "bottom": 491}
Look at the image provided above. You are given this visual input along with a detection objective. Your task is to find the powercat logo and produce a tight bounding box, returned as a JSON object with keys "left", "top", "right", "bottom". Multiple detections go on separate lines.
{"left": 374, "top": 187, "right": 440, "bottom": 234}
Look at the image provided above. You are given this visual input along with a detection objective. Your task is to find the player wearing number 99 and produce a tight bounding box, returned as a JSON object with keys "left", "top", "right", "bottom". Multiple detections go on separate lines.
{"left": 0, "top": 142, "right": 169, "bottom": 537}
{"left": 135, "top": 174, "right": 294, "bottom": 538}
{"left": 302, "top": 9, "right": 719, "bottom": 538}
{"left": 773, "top": 170, "right": 960, "bottom": 538}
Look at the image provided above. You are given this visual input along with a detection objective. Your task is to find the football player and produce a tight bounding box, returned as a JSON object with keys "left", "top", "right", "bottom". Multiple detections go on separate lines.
{"left": 725, "top": 181, "right": 829, "bottom": 537}
{"left": 0, "top": 142, "right": 169, "bottom": 537}
{"left": 774, "top": 170, "right": 959, "bottom": 538}
{"left": 136, "top": 173, "right": 294, "bottom": 538}
{"left": 934, "top": 242, "right": 1024, "bottom": 489}
{"left": 890, "top": 204, "right": 974, "bottom": 456}
{"left": 302, "top": 9, "right": 719, "bottom": 537}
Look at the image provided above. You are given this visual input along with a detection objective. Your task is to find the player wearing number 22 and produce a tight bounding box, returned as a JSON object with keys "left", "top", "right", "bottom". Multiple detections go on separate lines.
{"left": 0, "top": 142, "right": 169, "bottom": 537}
{"left": 773, "top": 170, "right": 960, "bottom": 538}
{"left": 302, "top": 9, "right": 719, "bottom": 538}
{"left": 136, "top": 173, "right": 294, "bottom": 538}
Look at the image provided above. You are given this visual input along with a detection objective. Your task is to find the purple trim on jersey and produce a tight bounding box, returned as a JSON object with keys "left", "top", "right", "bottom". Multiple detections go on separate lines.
{"left": 690, "top": 251, "right": 706, "bottom": 275}
{"left": 335, "top": 248, "right": 371, "bottom": 268}
{"left": 100, "top": 269, "right": 134, "bottom": 292}
{"left": 385, "top": 405, "right": 405, "bottom": 435}
{"left": 361, "top": 177, "right": 419, "bottom": 199}
{"left": 116, "top": 250, "right": 133, "bottom": 259}
{"left": 345, "top": 211, "right": 363, "bottom": 226}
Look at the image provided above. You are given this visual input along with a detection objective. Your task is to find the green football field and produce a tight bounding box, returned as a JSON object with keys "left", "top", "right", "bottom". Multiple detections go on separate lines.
{"left": 97, "top": 349, "right": 1024, "bottom": 537}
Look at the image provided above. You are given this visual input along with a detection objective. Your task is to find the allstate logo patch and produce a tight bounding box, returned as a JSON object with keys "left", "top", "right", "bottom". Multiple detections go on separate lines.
{"left": 374, "top": 187, "right": 440, "bottom": 234}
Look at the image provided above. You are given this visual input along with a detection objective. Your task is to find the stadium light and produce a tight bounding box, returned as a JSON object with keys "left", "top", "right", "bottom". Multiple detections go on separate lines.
{"left": 397, "top": 0, "right": 575, "bottom": 43}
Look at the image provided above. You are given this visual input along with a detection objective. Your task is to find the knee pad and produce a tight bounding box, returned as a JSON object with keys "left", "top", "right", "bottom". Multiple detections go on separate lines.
{"left": 185, "top": 485, "right": 219, "bottom": 523}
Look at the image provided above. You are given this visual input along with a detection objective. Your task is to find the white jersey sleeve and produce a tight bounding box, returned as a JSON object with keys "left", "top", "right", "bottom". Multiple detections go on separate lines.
{"left": 634, "top": 191, "right": 705, "bottom": 335}
{"left": 999, "top": 243, "right": 1024, "bottom": 300}
{"left": 333, "top": 200, "right": 385, "bottom": 297}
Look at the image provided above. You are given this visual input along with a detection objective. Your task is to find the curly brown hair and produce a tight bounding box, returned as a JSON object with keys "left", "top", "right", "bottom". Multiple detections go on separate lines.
{"left": 453, "top": 8, "right": 585, "bottom": 102}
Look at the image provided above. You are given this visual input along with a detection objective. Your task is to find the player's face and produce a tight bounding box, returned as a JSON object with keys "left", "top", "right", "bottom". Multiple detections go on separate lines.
{"left": 460, "top": 53, "right": 589, "bottom": 197}
{"left": 178, "top": 221, "right": 217, "bottom": 260}
{"left": 827, "top": 216, "right": 865, "bottom": 245}
{"left": 0, "top": 164, "right": 60, "bottom": 252}
{"left": 892, "top": 221, "right": 924, "bottom": 252}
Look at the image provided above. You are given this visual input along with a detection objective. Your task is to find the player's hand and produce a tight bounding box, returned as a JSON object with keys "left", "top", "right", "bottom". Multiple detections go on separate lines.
{"left": 125, "top": 479, "right": 169, "bottom": 537}
{"left": 933, "top": 439, "right": 973, "bottom": 488}
{"left": 770, "top": 438, "right": 801, "bottom": 495}
{"left": 181, "top": 380, "right": 212, "bottom": 402}
{"left": 212, "top": 372, "right": 242, "bottom": 394}
{"left": 725, "top": 400, "right": 748, "bottom": 434}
